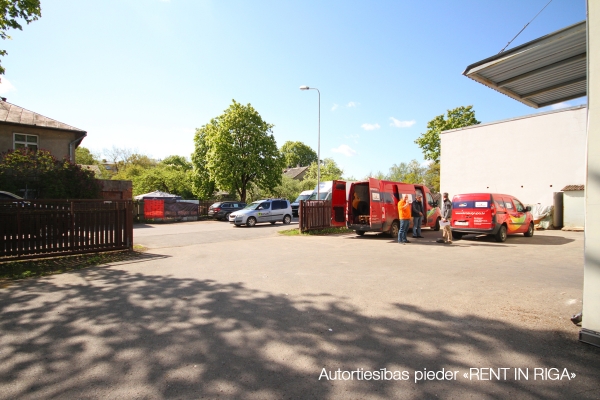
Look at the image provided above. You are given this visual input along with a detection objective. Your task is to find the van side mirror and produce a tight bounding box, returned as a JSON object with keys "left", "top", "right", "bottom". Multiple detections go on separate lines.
{"left": 526, "top": 206, "right": 532, "bottom": 212}
{"left": 432, "top": 201, "right": 438, "bottom": 207}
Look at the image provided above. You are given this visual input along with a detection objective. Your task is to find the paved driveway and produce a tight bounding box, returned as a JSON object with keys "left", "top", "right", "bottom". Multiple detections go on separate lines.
{"left": 1, "top": 223, "right": 599, "bottom": 399}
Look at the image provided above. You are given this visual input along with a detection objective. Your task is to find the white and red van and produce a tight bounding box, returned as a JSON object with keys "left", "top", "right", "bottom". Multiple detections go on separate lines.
{"left": 450, "top": 193, "right": 534, "bottom": 242}
{"left": 346, "top": 178, "right": 441, "bottom": 237}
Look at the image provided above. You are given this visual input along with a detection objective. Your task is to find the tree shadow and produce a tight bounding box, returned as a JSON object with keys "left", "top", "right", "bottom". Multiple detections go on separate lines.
{"left": 1, "top": 270, "right": 598, "bottom": 399}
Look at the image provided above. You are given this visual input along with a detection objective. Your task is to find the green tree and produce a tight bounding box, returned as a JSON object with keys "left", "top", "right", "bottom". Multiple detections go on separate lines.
{"left": 132, "top": 165, "right": 194, "bottom": 198}
{"left": 304, "top": 158, "right": 344, "bottom": 181}
{"left": 265, "top": 174, "right": 303, "bottom": 202}
{"left": 191, "top": 131, "right": 216, "bottom": 199}
{"left": 423, "top": 162, "right": 440, "bottom": 192}
{"left": 0, "top": 148, "right": 101, "bottom": 198}
{"left": 386, "top": 159, "right": 425, "bottom": 184}
{"left": 0, "top": 0, "right": 41, "bottom": 74}
{"left": 75, "top": 147, "right": 99, "bottom": 165}
{"left": 280, "top": 141, "right": 318, "bottom": 168}
{"left": 192, "top": 100, "right": 285, "bottom": 202}
{"left": 414, "top": 105, "right": 480, "bottom": 163}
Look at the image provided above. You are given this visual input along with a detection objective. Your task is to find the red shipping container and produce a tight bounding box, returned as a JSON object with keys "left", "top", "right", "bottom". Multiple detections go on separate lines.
{"left": 144, "top": 199, "right": 165, "bottom": 218}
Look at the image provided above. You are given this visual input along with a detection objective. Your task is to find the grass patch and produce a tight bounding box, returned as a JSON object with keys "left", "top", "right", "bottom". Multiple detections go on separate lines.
{"left": 279, "top": 227, "right": 352, "bottom": 236}
{"left": 0, "top": 250, "right": 147, "bottom": 282}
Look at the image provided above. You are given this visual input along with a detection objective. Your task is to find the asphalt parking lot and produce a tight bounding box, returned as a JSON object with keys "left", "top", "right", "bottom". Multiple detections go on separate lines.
{"left": 1, "top": 221, "right": 599, "bottom": 399}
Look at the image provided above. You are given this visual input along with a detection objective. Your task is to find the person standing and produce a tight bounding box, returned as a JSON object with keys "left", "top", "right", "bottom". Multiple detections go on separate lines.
{"left": 397, "top": 194, "right": 412, "bottom": 244}
{"left": 412, "top": 194, "right": 424, "bottom": 238}
{"left": 437, "top": 192, "right": 453, "bottom": 244}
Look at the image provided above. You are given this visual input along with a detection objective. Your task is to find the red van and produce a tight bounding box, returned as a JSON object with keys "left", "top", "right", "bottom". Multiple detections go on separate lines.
{"left": 347, "top": 178, "right": 441, "bottom": 237}
{"left": 450, "top": 193, "right": 534, "bottom": 242}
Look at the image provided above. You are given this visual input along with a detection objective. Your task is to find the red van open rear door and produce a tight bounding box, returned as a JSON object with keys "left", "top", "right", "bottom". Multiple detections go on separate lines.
{"left": 369, "top": 178, "right": 383, "bottom": 230}
{"left": 331, "top": 180, "right": 346, "bottom": 227}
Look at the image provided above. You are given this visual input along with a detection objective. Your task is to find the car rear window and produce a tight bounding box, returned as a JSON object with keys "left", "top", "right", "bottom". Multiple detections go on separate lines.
{"left": 453, "top": 200, "right": 491, "bottom": 209}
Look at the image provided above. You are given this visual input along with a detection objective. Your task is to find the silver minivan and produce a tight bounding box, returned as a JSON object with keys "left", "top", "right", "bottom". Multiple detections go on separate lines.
{"left": 229, "top": 199, "right": 293, "bottom": 227}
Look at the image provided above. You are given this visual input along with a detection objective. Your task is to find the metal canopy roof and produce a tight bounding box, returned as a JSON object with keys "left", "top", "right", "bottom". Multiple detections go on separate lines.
{"left": 463, "top": 20, "right": 586, "bottom": 108}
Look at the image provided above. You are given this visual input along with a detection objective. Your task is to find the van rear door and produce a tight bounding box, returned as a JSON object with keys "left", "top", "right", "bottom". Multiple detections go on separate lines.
{"left": 369, "top": 178, "right": 383, "bottom": 230}
{"left": 452, "top": 195, "right": 493, "bottom": 229}
{"left": 331, "top": 180, "right": 346, "bottom": 227}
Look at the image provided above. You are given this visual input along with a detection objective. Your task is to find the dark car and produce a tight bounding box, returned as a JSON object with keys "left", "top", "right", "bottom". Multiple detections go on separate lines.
{"left": 208, "top": 201, "right": 246, "bottom": 220}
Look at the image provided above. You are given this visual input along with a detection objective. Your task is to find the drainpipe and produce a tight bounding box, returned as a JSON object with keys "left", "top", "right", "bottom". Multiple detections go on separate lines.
{"left": 69, "top": 133, "right": 87, "bottom": 163}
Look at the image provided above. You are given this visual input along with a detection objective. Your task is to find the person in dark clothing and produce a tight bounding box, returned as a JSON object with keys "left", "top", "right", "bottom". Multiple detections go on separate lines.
{"left": 411, "top": 194, "right": 424, "bottom": 238}
{"left": 437, "top": 192, "right": 453, "bottom": 244}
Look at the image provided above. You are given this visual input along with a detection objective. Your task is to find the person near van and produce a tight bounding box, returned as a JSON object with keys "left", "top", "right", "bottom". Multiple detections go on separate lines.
{"left": 411, "top": 194, "right": 424, "bottom": 238}
{"left": 437, "top": 192, "right": 452, "bottom": 244}
{"left": 398, "top": 194, "right": 412, "bottom": 244}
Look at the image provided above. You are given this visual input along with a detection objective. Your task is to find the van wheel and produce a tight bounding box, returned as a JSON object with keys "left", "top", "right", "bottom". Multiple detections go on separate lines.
{"left": 452, "top": 231, "right": 463, "bottom": 240}
{"left": 389, "top": 221, "right": 399, "bottom": 238}
{"left": 433, "top": 217, "right": 441, "bottom": 231}
{"left": 356, "top": 230, "right": 365, "bottom": 236}
{"left": 283, "top": 214, "right": 292, "bottom": 225}
{"left": 524, "top": 222, "right": 534, "bottom": 237}
{"left": 246, "top": 217, "right": 257, "bottom": 227}
{"left": 495, "top": 225, "right": 507, "bottom": 242}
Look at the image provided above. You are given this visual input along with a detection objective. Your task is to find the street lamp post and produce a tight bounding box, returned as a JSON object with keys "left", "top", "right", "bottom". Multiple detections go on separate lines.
{"left": 299, "top": 85, "right": 321, "bottom": 200}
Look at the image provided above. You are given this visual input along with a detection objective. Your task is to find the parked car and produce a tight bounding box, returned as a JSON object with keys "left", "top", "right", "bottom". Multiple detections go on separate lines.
{"left": 450, "top": 193, "right": 534, "bottom": 242}
{"left": 208, "top": 201, "right": 246, "bottom": 220}
{"left": 0, "top": 191, "right": 23, "bottom": 200}
{"left": 290, "top": 190, "right": 313, "bottom": 217}
{"left": 229, "top": 199, "right": 293, "bottom": 227}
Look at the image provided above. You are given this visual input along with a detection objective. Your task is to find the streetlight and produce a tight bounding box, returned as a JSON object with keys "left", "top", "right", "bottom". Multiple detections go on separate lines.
{"left": 299, "top": 85, "right": 321, "bottom": 200}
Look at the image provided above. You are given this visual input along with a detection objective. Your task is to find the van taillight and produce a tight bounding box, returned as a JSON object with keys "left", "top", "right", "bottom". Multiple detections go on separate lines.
{"left": 491, "top": 204, "right": 495, "bottom": 214}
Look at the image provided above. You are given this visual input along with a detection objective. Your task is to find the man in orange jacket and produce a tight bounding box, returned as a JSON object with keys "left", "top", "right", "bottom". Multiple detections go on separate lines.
{"left": 397, "top": 194, "right": 412, "bottom": 244}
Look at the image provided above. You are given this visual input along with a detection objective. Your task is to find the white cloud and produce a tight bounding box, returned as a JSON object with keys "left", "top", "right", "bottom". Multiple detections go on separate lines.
{"left": 390, "top": 117, "right": 416, "bottom": 128}
{"left": 331, "top": 103, "right": 339, "bottom": 111}
{"left": 332, "top": 144, "right": 357, "bottom": 157}
{"left": 361, "top": 123, "right": 380, "bottom": 131}
{"left": 549, "top": 102, "right": 571, "bottom": 110}
{"left": 346, "top": 101, "right": 359, "bottom": 108}
{"left": 344, "top": 134, "right": 359, "bottom": 139}
{"left": 0, "top": 77, "right": 16, "bottom": 94}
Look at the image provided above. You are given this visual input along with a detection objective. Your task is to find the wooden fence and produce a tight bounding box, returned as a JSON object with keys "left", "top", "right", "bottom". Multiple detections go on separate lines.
{"left": 0, "top": 199, "right": 133, "bottom": 261}
{"left": 299, "top": 200, "right": 332, "bottom": 232}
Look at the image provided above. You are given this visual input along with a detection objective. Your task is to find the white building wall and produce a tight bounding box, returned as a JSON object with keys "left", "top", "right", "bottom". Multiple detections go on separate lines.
{"left": 563, "top": 191, "right": 585, "bottom": 228}
{"left": 440, "top": 106, "right": 587, "bottom": 207}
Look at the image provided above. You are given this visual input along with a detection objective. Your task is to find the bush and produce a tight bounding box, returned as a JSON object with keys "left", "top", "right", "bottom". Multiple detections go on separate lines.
{"left": 0, "top": 149, "right": 101, "bottom": 199}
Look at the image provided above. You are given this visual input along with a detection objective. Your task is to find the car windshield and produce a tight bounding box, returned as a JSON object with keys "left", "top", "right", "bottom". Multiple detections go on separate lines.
{"left": 308, "top": 191, "right": 330, "bottom": 200}
{"left": 294, "top": 194, "right": 311, "bottom": 202}
{"left": 243, "top": 202, "right": 262, "bottom": 210}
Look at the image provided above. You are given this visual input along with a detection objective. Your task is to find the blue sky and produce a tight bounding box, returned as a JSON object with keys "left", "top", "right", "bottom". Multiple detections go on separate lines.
{"left": 0, "top": 0, "right": 587, "bottom": 179}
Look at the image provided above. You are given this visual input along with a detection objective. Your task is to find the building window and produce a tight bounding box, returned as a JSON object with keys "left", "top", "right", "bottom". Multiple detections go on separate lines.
{"left": 14, "top": 133, "right": 38, "bottom": 151}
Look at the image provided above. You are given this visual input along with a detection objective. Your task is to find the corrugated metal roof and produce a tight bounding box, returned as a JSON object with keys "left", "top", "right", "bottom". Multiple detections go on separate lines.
{"left": 0, "top": 100, "right": 86, "bottom": 132}
{"left": 562, "top": 184, "right": 584, "bottom": 191}
{"left": 463, "top": 21, "right": 586, "bottom": 108}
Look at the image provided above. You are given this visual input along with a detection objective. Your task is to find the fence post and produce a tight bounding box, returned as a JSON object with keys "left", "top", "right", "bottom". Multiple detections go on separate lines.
{"left": 127, "top": 201, "right": 133, "bottom": 250}
{"left": 69, "top": 201, "right": 75, "bottom": 251}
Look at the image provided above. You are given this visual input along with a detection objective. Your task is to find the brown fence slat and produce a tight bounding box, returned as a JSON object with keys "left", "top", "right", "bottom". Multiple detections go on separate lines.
{"left": 0, "top": 199, "right": 133, "bottom": 261}
{"left": 299, "top": 200, "right": 332, "bottom": 232}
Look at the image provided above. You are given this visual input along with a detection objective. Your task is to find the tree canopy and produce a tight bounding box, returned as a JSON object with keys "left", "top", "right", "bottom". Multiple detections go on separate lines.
{"left": 192, "top": 100, "right": 284, "bottom": 202}
{"left": 0, "top": 0, "right": 41, "bottom": 75}
{"left": 75, "top": 146, "right": 100, "bottom": 165}
{"left": 0, "top": 148, "right": 101, "bottom": 199}
{"left": 304, "top": 158, "right": 343, "bottom": 181}
{"left": 414, "top": 105, "right": 480, "bottom": 163}
{"left": 280, "top": 141, "right": 317, "bottom": 168}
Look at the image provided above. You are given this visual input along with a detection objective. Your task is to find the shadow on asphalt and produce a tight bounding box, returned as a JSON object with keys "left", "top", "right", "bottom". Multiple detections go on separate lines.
{"left": 343, "top": 231, "right": 575, "bottom": 247}
{"left": 1, "top": 271, "right": 599, "bottom": 399}
{"left": 133, "top": 224, "right": 155, "bottom": 229}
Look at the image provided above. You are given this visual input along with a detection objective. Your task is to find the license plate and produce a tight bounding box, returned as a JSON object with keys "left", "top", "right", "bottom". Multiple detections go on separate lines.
{"left": 455, "top": 221, "right": 469, "bottom": 226}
